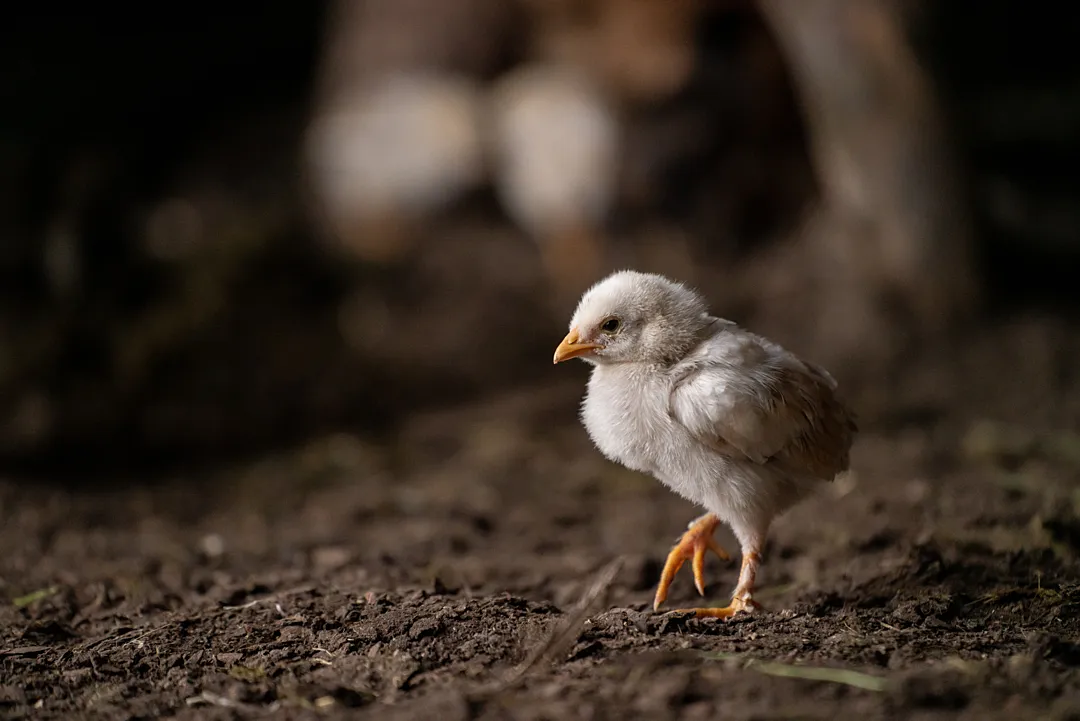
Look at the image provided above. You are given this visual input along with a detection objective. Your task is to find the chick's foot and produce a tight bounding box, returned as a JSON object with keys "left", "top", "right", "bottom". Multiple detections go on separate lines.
{"left": 675, "top": 550, "right": 764, "bottom": 620}
{"left": 653, "top": 513, "right": 730, "bottom": 611}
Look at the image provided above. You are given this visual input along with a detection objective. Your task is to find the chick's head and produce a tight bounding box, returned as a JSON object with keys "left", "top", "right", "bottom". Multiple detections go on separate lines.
{"left": 553, "top": 270, "right": 709, "bottom": 365}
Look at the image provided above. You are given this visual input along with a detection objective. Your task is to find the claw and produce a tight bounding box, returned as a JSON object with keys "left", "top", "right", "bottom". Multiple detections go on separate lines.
{"left": 692, "top": 543, "right": 707, "bottom": 596}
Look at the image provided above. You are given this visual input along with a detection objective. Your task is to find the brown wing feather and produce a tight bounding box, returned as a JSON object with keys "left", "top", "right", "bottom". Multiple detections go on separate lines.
{"left": 671, "top": 336, "right": 857, "bottom": 482}
{"left": 756, "top": 361, "right": 857, "bottom": 480}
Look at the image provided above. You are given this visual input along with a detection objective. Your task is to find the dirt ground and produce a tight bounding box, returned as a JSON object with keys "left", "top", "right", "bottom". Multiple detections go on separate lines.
{"left": 5, "top": 312, "right": 1080, "bottom": 721}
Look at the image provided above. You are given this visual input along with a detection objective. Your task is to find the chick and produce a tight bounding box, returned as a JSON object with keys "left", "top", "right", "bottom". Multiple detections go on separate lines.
{"left": 554, "top": 270, "right": 857, "bottom": 617}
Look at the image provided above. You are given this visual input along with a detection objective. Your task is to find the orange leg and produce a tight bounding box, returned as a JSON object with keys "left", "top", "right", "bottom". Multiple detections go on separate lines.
{"left": 652, "top": 513, "right": 731, "bottom": 611}
{"left": 689, "top": 551, "right": 763, "bottom": 619}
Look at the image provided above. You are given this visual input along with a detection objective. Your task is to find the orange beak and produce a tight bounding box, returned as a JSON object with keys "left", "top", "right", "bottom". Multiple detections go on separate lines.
{"left": 553, "top": 327, "right": 602, "bottom": 364}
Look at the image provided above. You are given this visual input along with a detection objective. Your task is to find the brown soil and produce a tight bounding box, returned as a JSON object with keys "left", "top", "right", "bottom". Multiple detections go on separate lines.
{"left": 5, "top": 314, "right": 1080, "bottom": 721}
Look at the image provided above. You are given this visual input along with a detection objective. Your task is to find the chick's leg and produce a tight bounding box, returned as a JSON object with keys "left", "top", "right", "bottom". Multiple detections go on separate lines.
{"left": 691, "top": 549, "right": 763, "bottom": 619}
{"left": 661, "top": 514, "right": 768, "bottom": 620}
{"left": 652, "top": 513, "right": 731, "bottom": 611}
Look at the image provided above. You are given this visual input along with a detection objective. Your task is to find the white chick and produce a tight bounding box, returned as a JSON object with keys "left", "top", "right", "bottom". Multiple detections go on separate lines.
{"left": 304, "top": 71, "right": 485, "bottom": 263}
{"left": 553, "top": 270, "right": 857, "bottom": 618}
{"left": 488, "top": 63, "right": 619, "bottom": 300}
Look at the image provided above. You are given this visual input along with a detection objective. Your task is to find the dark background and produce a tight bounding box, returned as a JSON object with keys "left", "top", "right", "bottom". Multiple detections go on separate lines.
{"left": 1, "top": 0, "right": 1078, "bottom": 476}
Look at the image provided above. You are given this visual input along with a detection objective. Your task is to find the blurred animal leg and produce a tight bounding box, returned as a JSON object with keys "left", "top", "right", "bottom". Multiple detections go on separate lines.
{"left": 541, "top": 223, "right": 607, "bottom": 303}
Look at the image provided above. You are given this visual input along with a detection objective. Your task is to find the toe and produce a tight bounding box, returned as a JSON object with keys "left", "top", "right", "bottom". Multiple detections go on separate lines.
{"left": 693, "top": 606, "right": 739, "bottom": 619}
{"left": 707, "top": 536, "right": 730, "bottom": 561}
{"left": 692, "top": 598, "right": 759, "bottom": 619}
{"left": 653, "top": 551, "right": 687, "bottom": 610}
{"left": 692, "top": 543, "right": 707, "bottom": 596}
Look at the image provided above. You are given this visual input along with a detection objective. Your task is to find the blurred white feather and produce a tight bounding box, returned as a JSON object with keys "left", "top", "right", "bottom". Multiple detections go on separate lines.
{"left": 489, "top": 63, "right": 618, "bottom": 242}
{"left": 488, "top": 63, "right": 619, "bottom": 299}
{"left": 303, "top": 71, "right": 485, "bottom": 262}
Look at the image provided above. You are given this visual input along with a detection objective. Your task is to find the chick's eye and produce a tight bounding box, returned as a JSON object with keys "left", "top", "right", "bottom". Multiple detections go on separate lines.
{"left": 600, "top": 317, "right": 621, "bottom": 334}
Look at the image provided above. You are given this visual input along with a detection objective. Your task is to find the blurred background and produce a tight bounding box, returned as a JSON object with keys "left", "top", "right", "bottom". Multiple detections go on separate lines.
{"left": 7, "top": 3, "right": 1080, "bottom": 717}
{"left": 1, "top": 0, "right": 1078, "bottom": 477}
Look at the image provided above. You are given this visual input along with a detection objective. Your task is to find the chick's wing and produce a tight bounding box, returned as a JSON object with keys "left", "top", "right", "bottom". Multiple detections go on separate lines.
{"left": 668, "top": 324, "right": 856, "bottom": 480}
